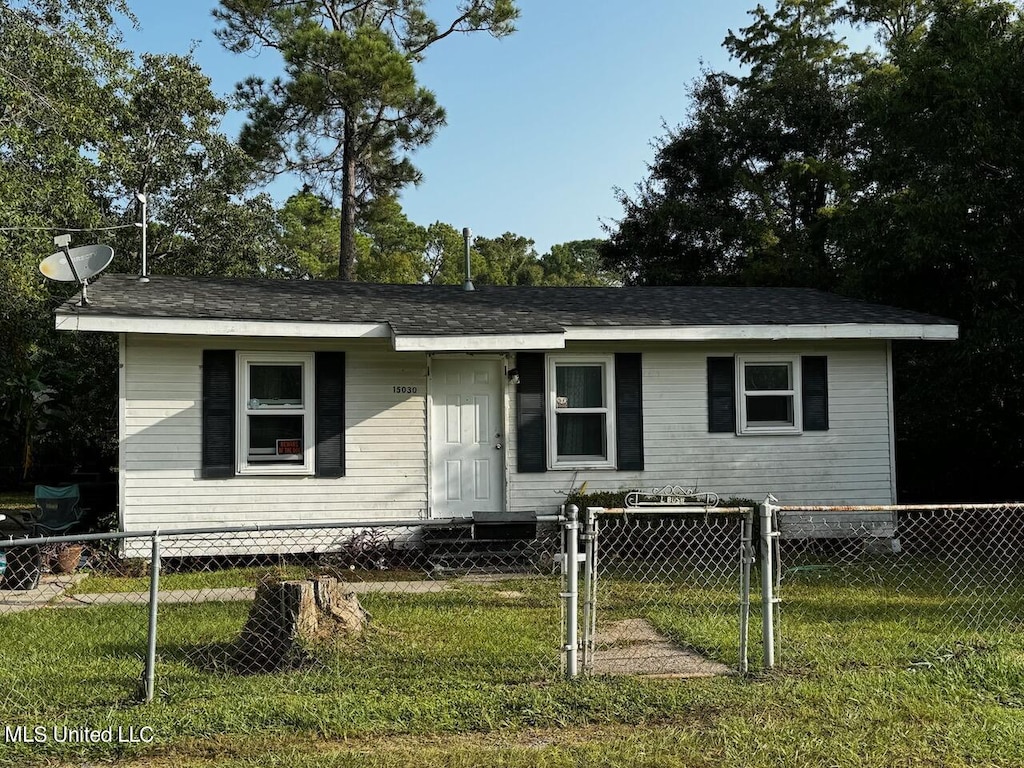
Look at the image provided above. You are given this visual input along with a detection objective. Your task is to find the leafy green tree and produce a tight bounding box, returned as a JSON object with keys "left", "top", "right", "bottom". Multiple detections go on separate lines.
{"left": 473, "top": 232, "right": 543, "bottom": 285}
{"left": 603, "top": 0, "right": 858, "bottom": 288}
{"left": 424, "top": 221, "right": 473, "bottom": 285}
{"left": 100, "top": 52, "right": 295, "bottom": 278}
{"left": 602, "top": 0, "right": 1024, "bottom": 500}
{"left": 214, "top": 0, "right": 519, "bottom": 281}
{"left": 0, "top": 0, "right": 131, "bottom": 482}
{"left": 0, "top": 9, "right": 294, "bottom": 484}
{"left": 840, "top": 0, "right": 1024, "bottom": 499}
{"left": 539, "top": 238, "right": 619, "bottom": 286}
{"left": 279, "top": 188, "right": 341, "bottom": 278}
{"left": 355, "top": 196, "right": 428, "bottom": 283}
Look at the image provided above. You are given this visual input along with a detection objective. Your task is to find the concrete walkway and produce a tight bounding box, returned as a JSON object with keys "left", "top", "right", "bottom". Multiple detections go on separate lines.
{"left": 0, "top": 573, "right": 532, "bottom": 614}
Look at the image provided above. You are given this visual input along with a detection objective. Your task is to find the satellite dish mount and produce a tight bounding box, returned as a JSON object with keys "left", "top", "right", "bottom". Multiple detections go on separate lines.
{"left": 39, "top": 235, "right": 114, "bottom": 307}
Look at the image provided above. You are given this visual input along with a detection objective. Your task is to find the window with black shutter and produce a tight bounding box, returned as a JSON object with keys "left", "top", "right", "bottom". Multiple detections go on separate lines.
{"left": 708, "top": 354, "right": 829, "bottom": 435}
{"left": 514, "top": 352, "right": 645, "bottom": 472}
{"left": 201, "top": 350, "right": 345, "bottom": 477}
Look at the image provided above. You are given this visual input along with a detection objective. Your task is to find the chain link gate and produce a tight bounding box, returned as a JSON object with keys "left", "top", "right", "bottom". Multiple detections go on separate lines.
{"left": 566, "top": 490, "right": 755, "bottom": 678}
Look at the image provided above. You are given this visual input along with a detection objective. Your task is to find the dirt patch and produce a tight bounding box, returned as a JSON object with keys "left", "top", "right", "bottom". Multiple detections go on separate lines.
{"left": 493, "top": 590, "right": 526, "bottom": 599}
{"left": 591, "top": 618, "right": 733, "bottom": 678}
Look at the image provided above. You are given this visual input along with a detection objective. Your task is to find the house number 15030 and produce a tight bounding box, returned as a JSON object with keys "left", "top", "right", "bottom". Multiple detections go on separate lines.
{"left": 393, "top": 386, "right": 418, "bottom": 394}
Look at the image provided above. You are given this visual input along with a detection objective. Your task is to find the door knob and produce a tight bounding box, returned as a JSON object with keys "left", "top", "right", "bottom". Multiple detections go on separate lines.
{"left": 495, "top": 443, "right": 502, "bottom": 450}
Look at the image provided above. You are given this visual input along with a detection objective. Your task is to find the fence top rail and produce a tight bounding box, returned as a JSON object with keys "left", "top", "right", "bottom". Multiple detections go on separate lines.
{"left": 773, "top": 503, "right": 1023, "bottom": 513}
{"left": 592, "top": 506, "right": 754, "bottom": 516}
{"left": 0, "top": 517, "right": 463, "bottom": 549}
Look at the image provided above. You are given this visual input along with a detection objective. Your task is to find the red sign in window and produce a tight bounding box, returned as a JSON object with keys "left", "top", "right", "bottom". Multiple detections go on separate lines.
{"left": 276, "top": 439, "right": 302, "bottom": 455}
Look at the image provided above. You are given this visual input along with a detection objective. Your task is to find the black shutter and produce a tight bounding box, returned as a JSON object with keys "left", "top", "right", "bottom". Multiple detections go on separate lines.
{"left": 516, "top": 352, "right": 546, "bottom": 473}
{"left": 801, "top": 356, "right": 829, "bottom": 431}
{"left": 707, "top": 356, "right": 736, "bottom": 433}
{"left": 615, "top": 353, "right": 644, "bottom": 470}
{"left": 315, "top": 351, "right": 346, "bottom": 477}
{"left": 201, "top": 350, "right": 235, "bottom": 478}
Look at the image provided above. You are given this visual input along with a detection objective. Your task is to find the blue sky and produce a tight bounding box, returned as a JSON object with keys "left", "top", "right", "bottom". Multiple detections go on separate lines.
{"left": 119, "top": 2, "right": 780, "bottom": 255}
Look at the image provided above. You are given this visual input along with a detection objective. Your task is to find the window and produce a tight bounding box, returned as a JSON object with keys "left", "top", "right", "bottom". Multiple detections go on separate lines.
{"left": 547, "top": 356, "right": 616, "bottom": 468}
{"left": 516, "top": 352, "right": 643, "bottom": 474}
{"left": 237, "top": 352, "right": 315, "bottom": 474}
{"left": 736, "top": 355, "right": 802, "bottom": 434}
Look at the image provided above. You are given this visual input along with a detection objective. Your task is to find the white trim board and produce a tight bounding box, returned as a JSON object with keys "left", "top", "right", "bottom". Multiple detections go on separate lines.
{"left": 55, "top": 314, "right": 391, "bottom": 338}
{"left": 393, "top": 333, "right": 565, "bottom": 352}
{"left": 564, "top": 324, "right": 958, "bottom": 342}
{"left": 56, "top": 313, "right": 958, "bottom": 343}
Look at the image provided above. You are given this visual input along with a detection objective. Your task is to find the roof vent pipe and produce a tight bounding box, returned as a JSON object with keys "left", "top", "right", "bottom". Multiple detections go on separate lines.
{"left": 462, "top": 227, "right": 475, "bottom": 292}
{"left": 135, "top": 192, "right": 149, "bottom": 283}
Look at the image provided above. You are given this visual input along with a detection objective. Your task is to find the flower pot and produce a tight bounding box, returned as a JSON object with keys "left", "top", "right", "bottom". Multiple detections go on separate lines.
{"left": 53, "top": 544, "right": 84, "bottom": 574}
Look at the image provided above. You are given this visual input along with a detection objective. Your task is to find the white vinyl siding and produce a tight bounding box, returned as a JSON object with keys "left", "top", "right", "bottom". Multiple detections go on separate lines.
{"left": 121, "top": 335, "right": 428, "bottom": 530}
{"left": 121, "top": 335, "right": 898, "bottom": 532}
{"left": 509, "top": 341, "right": 896, "bottom": 510}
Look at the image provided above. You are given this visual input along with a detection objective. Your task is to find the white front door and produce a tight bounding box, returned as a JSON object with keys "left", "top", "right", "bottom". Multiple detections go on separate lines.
{"left": 429, "top": 357, "right": 505, "bottom": 518}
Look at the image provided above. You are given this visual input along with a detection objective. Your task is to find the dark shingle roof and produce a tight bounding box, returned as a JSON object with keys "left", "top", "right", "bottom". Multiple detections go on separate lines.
{"left": 57, "top": 274, "right": 954, "bottom": 336}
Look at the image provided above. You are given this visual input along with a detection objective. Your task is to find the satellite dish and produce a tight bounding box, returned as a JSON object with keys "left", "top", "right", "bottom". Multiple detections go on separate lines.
{"left": 40, "top": 244, "right": 113, "bottom": 282}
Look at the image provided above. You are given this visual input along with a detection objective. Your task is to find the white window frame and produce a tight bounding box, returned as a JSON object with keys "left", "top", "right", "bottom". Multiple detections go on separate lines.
{"left": 546, "top": 354, "right": 616, "bottom": 470}
{"left": 236, "top": 351, "right": 315, "bottom": 475}
{"left": 736, "top": 355, "right": 803, "bottom": 435}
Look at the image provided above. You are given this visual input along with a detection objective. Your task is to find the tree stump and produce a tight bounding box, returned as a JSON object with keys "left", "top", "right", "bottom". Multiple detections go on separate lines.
{"left": 234, "top": 576, "right": 369, "bottom": 672}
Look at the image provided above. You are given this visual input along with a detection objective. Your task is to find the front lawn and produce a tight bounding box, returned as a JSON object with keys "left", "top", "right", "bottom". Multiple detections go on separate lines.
{"left": 0, "top": 569, "right": 1021, "bottom": 767}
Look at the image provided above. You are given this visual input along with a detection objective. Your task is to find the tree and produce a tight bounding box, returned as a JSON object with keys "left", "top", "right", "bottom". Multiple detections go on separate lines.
{"left": 424, "top": 221, "right": 471, "bottom": 285}
{"left": 0, "top": 0, "right": 131, "bottom": 483}
{"left": 100, "top": 52, "right": 296, "bottom": 278}
{"left": 0, "top": 8, "right": 295, "bottom": 485}
{"left": 355, "top": 195, "right": 428, "bottom": 282}
{"left": 214, "top": 0, "right": 519, "bottom": 281}
{"left": 603, "top": 0, "right": 859, "bottom": 288}
{"left": 473, "top": 232, "right": 542, "bottom": 285}
{"left": 540, "top": 238, "right": 619, "bottom": 286}
{"left": 839, "top": 0, "right": 1024, "bottom": 499}
{"left": 279, "top": 188, "right": 341, "bottom": 278}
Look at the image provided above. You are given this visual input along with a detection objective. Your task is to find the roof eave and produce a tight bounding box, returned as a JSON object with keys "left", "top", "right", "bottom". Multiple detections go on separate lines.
{"left": 54, "top": 313, "right": 392, "bottom": 339}
{"left": 563, "top": 324, "right": 959, "bottom": 342}
{"left": 391, "top": 332, "right": 566, "bottom": 352}
{"left": 54, "top": 313, "right": 959, "bottom": 344}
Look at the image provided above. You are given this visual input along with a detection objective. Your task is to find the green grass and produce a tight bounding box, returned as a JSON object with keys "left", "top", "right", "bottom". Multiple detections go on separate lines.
{"left": 1, "top": 571, "right": 1023, "bottom": 767}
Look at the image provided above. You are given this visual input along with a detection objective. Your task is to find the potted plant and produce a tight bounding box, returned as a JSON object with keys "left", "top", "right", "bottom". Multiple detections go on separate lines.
{"left": 52, "top": 543, "right": 84, "bottom": 574}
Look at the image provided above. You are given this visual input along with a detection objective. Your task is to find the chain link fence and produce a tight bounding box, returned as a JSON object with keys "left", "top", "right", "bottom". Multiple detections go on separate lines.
{"left": 6, "top": 498, "right": 1024, "bottom": 727}
{"left": 0, "top": 519, "right": 562, "bottom": 719}
{"left": 583, "top": 505, "right": 756, "bottom": 678}
{"left": 771, "top": 503, "right": 1024, "bottom": 669}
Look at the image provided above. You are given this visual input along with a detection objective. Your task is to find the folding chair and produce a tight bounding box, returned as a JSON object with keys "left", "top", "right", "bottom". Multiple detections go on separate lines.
{"left": 33, "top": 484, "right": 84, "bottom": 536}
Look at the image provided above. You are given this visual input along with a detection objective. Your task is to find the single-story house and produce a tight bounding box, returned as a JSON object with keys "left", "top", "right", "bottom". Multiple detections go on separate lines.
{"left": 53, "top": 274, "right": 957, "bottom": 533}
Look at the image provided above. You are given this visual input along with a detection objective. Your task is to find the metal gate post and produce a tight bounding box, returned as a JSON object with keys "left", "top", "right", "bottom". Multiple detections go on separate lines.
{"left": 143, "top": 530, "right": 161, "bottom": 702}
{"left": 563, "top": 504, "right": 580, "bottom": 678}
{"left": 537, "top": 505, "right": 582, "bottom": 678}
{"left": 738, "top": 507, "right": 754, "bottom": 674}
{"left": 759, "top": 497, "right": 777, "bottom": 670}
{"left": 580, "top": 506, "right": 600, "bottom": 673}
